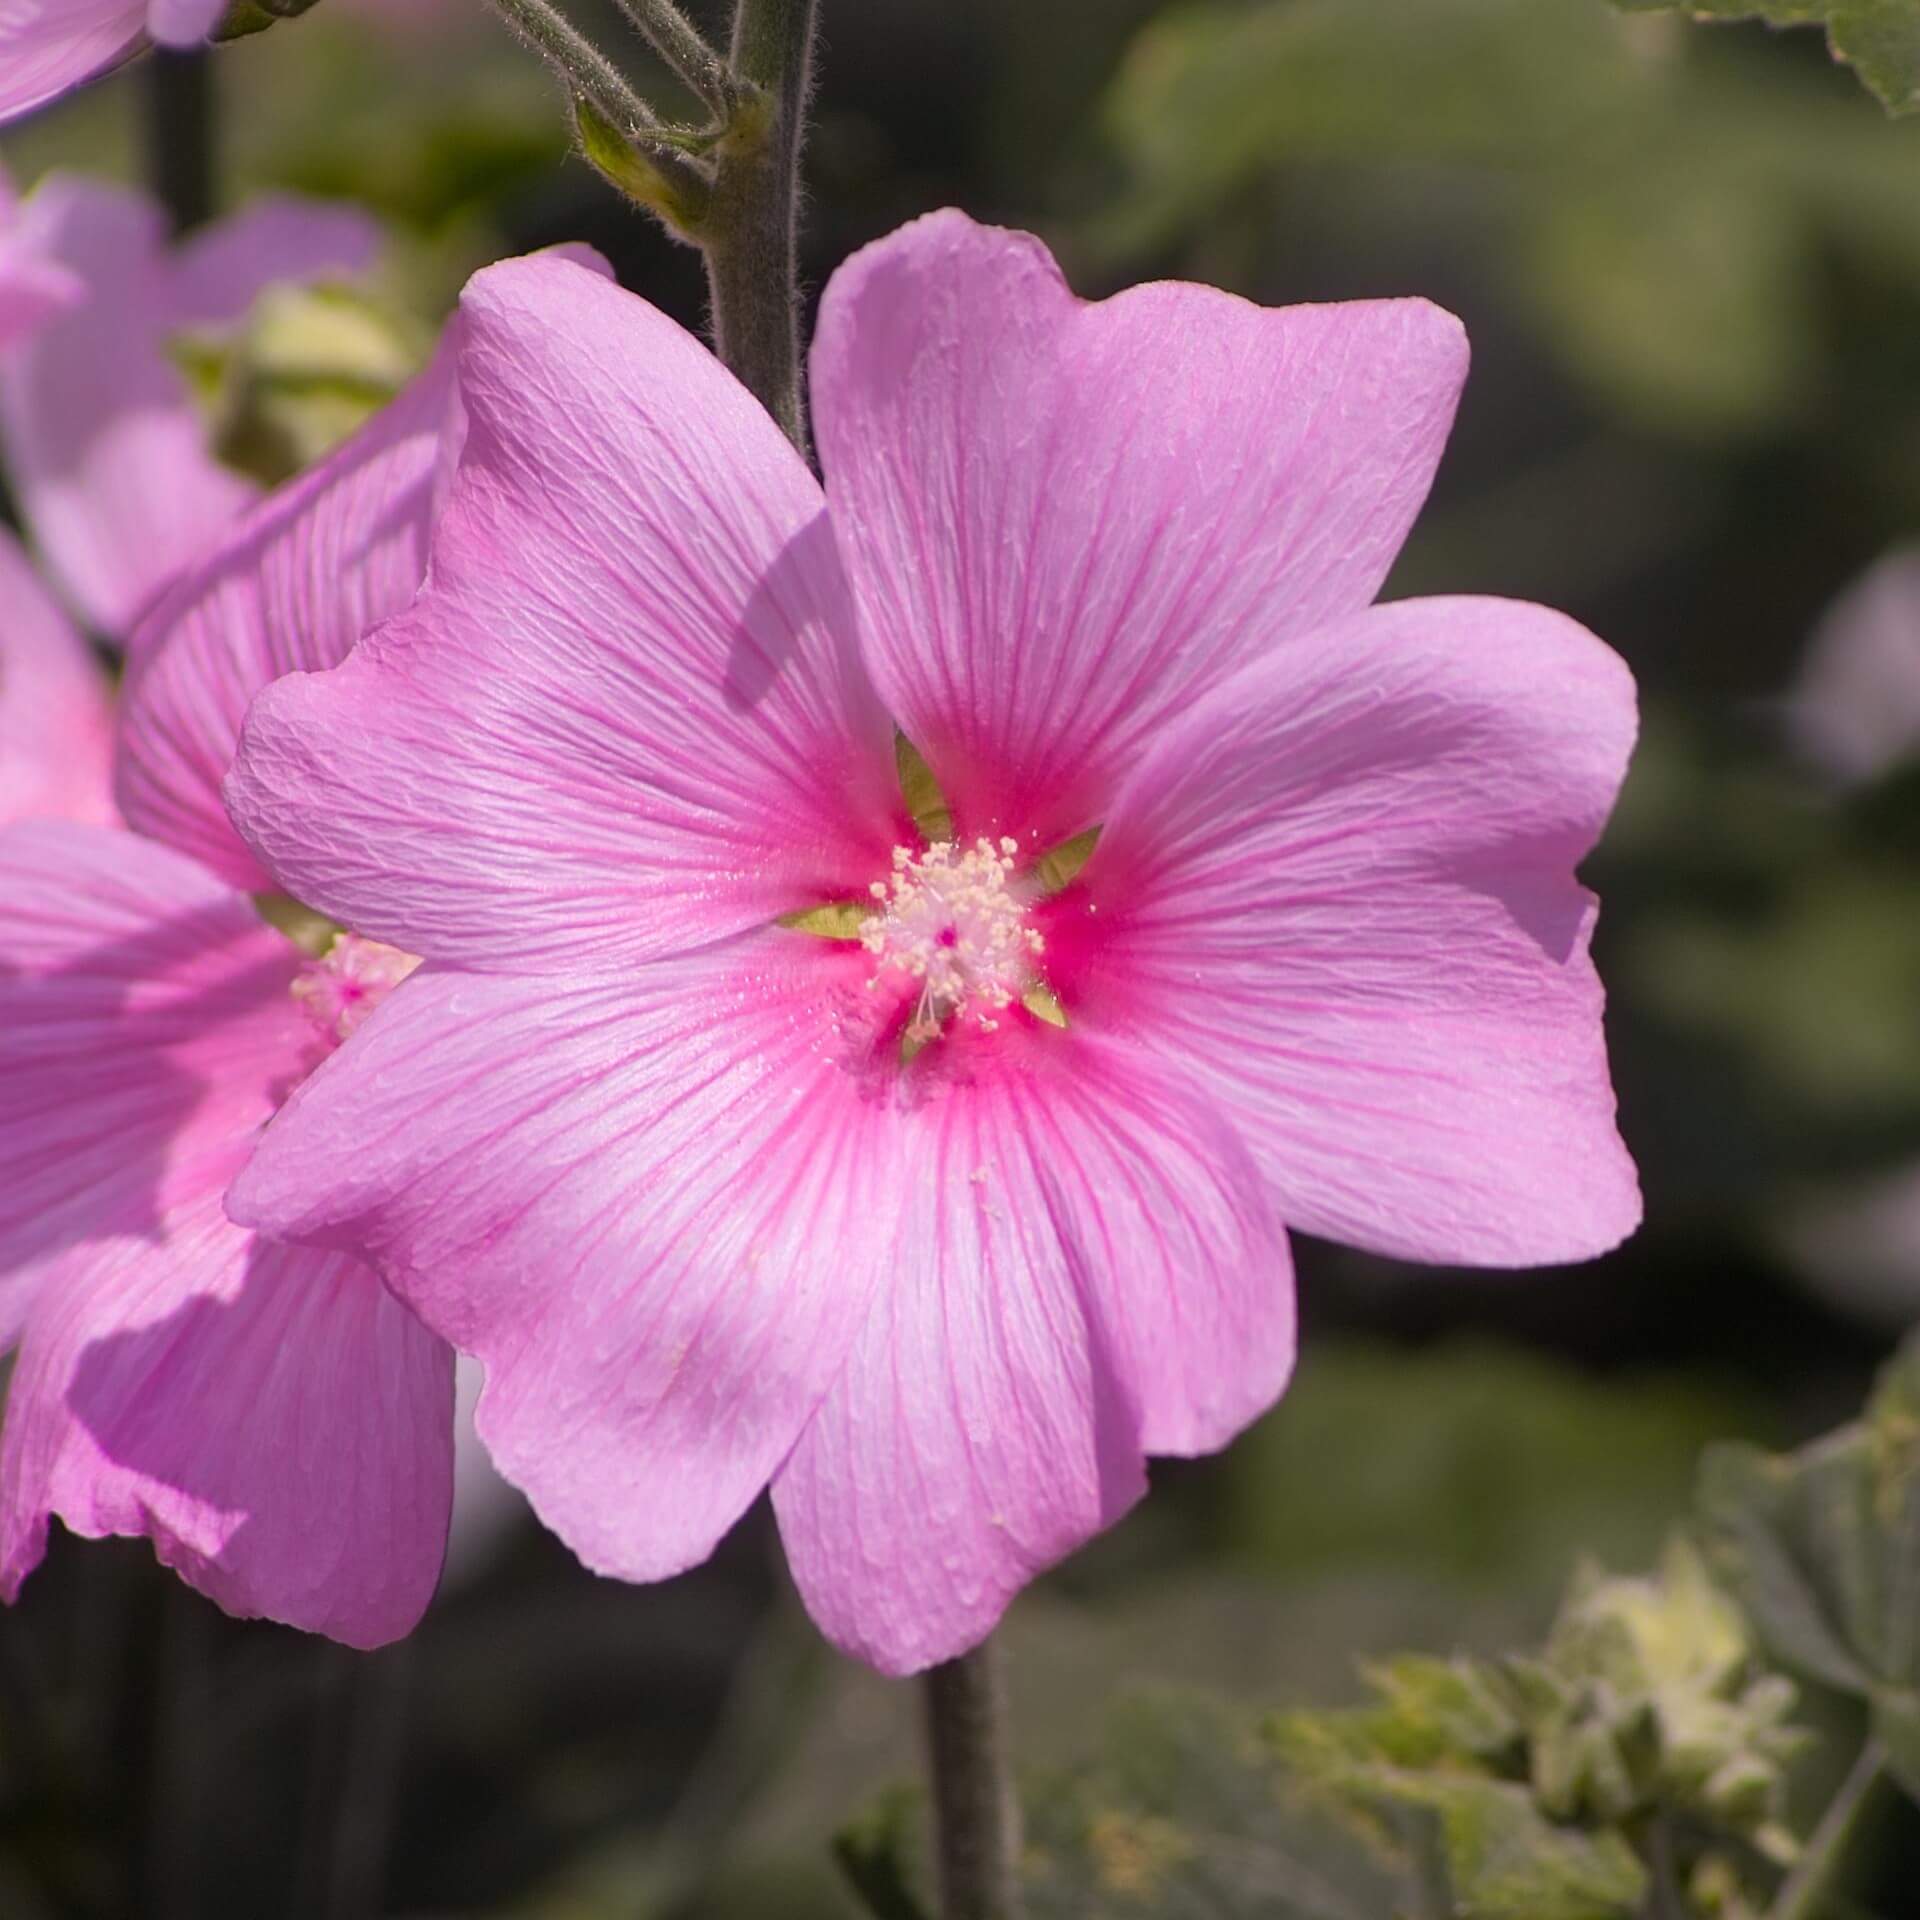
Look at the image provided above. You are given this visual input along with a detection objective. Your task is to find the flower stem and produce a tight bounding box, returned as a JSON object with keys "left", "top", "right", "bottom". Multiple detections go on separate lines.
{"left": 608, "top": 0, "right": 736, "bottom": 113}
{"left": 144, "top": 47, "right": 216, "bottom": 235}
{"left": 921, "top": 1639, "right": 1024, "bottom": 1920}
{"left": 1769, "top": 1736, "right": 1886, "bottom": 1920}
{"left": 705, "top": 0, "right": 817, "bottom": 456}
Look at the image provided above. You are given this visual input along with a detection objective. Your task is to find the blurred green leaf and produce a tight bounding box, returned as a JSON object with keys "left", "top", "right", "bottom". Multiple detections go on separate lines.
{"left": 1276, "top": 1700, "right": 1647, "bottom": 1920}
{"left": 1221, "top": 1343, "right": 1757, "bottom": 1598}
{"left": 1614, "top": 0, "right": 1920, "bottom": 114}
{"left": 839, "top": 1690, "right": 1402, "bottom": 1919}
{"left": 1698, "top": 1330, "right": 1920, "bottom": 1792}
{"left": 1097, "top": 0, "right": 1920, "bottom": 434}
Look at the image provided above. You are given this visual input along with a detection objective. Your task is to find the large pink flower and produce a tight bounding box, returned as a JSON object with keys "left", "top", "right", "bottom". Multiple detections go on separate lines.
{"left": 0, "top": 339, "right": 460, "bottom": 1645}
{"left": 0, "top": 0, "right": 227, "bottom": 126}
{"left": 225, "top": 212, "right": 1640, "bottom": 1674}
{"left": 0, "top": 174, "right": 377, "bottom": 637}
{"left": 0, "top": 525, "right": 115, "bottom": 827}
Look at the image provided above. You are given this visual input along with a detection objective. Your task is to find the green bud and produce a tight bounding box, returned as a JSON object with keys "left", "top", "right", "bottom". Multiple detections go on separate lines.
{"left": 215, "top": 0, "right": 322, "bottom": 43}
{"left": 575, "top": 99, "right": 712, "bottom": 239}
{"left": 174, "top": 281, "right": 427, "bottom": 490}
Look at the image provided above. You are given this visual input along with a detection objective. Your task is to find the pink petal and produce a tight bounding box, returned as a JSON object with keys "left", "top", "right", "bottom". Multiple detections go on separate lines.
{"left": 120, "top": 341, "right": 460, "bottom": 887}
{"left": 0, "top": 176, "right": 252, "bottom": 637}
{"left": 165, "top": 195, "right": 380, "bottom": 328}
{"left": 0, "top": 226, "right": 81, "bottom": 353}
{"left": 0, "top": 1, "right": 144, "bottom": 126}
{"left": 0, "top": 527, "right": 116, "bottom": 827}
{"left": 810, "top": 209, "right": 1469, "bottom": 844}
{"left": 0, "top": 1178, "right": 453, "bottom": 1648}
{"left": 226, "top": 937, "right": 908, "bottom": 1585}
{"left": 227, "top": 252, "right": 900, "bottom": 972}
{"left": 771, "top": 1037, "right": 1290, "bottom": 1676}
{"left": 1077, "top": 595, "right": 1641, "bottom": 1267}
{"left": 0, "top": 821, "right": 312, "bottom": 1343}
{"left": 146, "top": 0, "right": 227, "bottom": 48}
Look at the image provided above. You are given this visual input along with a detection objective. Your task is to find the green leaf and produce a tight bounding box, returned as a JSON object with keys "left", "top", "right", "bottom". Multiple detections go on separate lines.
{"left": 1096, "top": 0, "right": 1920, "bottom": 435}
{"left": 831, "top": 1785, "right": 931, "bottom": 1920}
{"left": 1614, "top": 0, "right": 1920, "bottom": 115}
{"left": 1275, "top": 1694, "right": 1646, "bottom": 1920}
{"left": 1697, "top": 1332, "right": 1920, "bottom": 1792}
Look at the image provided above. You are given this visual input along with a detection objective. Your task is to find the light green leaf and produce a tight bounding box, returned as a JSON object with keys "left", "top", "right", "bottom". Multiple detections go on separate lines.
{"left": 1697, "top": 1331, "right": 1920, "bottom": 1793}
{"left": 1614, "top": 0, "right": 1920, "bottom": 114}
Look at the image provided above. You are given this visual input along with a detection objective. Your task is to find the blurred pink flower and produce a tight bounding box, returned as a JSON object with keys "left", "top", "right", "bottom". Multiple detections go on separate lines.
{"left": 0, "top": 173, "right": 378, "bottom": 638}
{"left": 1791, "top": 545, "right": 1920, "bottom": 785}
{"left": 0, "top": 525, "right": 115, "bottom": 827}
{"left": 0, "top": 0, "right": 227, "bottom": 126}
{"left": 0, "top": 339, "right": 460, "bottom": 1646}
{"left": 226, "top": 212, "right": 1640, "bottom": 1674}
{"left": 1782, "top": 547, "right": 1920, "bottom": 1326}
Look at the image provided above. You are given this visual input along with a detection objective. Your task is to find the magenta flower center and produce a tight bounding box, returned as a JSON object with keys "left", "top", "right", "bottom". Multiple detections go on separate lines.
{"left": 860, "top": 837, "right": 1044, "bottom": 1045}
{"left": 291, "top": 932, "right": 421, "bottom": 1051}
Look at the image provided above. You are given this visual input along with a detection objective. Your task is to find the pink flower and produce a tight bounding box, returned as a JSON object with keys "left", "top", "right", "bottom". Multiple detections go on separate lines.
{"left": 225, "top": 212, "right": 1640, "bottom": 1674}
{"left": 1790, "top": 545, "right": 1920, "bottom": 786}
{"left": 0, "top": 338, "right": 461, "bottom": 1645}
{"left": 0, "top": 174, "right": 378, "bottom": 638}
{"left": 0, "top": 0, "right": 227, "bottom": 126}
{"left": 0, "top": 525, "right": 115, "bottom": 828}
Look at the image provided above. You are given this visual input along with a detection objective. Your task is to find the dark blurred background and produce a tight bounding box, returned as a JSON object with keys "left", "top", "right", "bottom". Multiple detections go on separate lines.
{"left": 5, "top": 0, "right": 1920, "bottom": 1912}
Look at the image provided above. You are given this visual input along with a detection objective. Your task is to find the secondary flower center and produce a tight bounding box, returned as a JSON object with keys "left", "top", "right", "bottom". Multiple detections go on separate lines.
{"left": 291, "top": 932, "right": 421, "bottom": 1051}
{"left": 862, "top": 838, "right": 1043, "bottom": 1044}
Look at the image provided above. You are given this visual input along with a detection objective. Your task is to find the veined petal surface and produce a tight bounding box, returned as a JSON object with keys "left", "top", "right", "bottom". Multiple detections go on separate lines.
{"left": 0, "top": 821, "right": 311, "bottom": 1342}
{"left": 0, "top": 1180, "right": 453, "bottom": 1648}
{"left": 1080, "top": 594, "right": 1640, "bottom": 1267}
{"left": 772, "top": 1036, "right": 1291, "bottom": 1675}
{"left": 122, "top": 342, "right": 459, "bottom": 886}
{"left": 228, "top": 937, "right": 908, "bottom": 1585}
{"left": 811, "top": 208, "right": 1468, "bottom": 844}
{"left": 0, "top": 0, "right": 144, "bottom": 126}
{"left": 228, "top": 253, "right": 900, "bottom": 971}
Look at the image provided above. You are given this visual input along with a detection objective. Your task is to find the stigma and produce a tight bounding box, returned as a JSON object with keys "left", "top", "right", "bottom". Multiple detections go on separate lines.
{"left": 862, "top": 838, "right": 1044, "bottom": 1045}
{"left": 291, "top": 932, "right": 421, "bottom": 1051}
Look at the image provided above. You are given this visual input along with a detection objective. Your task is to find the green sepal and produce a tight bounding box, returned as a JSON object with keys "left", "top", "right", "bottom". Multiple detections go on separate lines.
{"left": 575, "top": 99, "right": 712, "bottom": 239}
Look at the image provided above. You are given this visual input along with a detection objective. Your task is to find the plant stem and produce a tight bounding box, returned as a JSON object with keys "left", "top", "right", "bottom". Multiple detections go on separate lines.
{"left": 705, "top": 0, "right": 817, "bottom": 455}
{"left": 1770, "top": 1737, "right": 1886, "bottom": 1920}
{"left": 609, "top": 0, "right": 735, "bottom": 112}
{"left": 921, "top": 1640, "right": 1023, "bottom": 1920}
{"left": 144, "top": 48, "right": 216, "bottom": 235}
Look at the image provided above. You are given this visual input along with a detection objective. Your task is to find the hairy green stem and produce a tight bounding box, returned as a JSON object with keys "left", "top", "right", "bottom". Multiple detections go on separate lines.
{"left": 922, "top": 1640, "right": 1024, "bottom": 1920}
{"left": 704, "top": 0, "right": 816, "bottom": 455}
{"left": 1770, "top": 1737, "right": 1885, "bottom": 1920}
{"left": 609, "top": 0, "right": 735, "bottom": 111}
{"left": 145, "top": 48, "right": 216, "bottom": 234}
{"left": 486, "top": 0, "right": 709, "bottom": 199}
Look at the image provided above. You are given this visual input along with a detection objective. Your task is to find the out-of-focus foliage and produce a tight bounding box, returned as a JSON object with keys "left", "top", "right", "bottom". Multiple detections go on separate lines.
{"left": 841, "top": 1344, "right": 1920, "bottom": 1920}
{"left": 837, "top": 1689, "right": 1406, "bottom": 1920}
{"left": 1098, "top": 0, "right": 1920, "bottom": 436}
{"left": 1700, "top": 1334, "right": 1920, "bottom": 1796}
{"left": 1613, "top": 0, "right": 1920, "bottom": 115}
{"left": 1275, "top": 1544, "right": 1805, "bottom": 1920}
{"left": 1218, "top": 1344, "right": 1756, "bottom": 1599}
